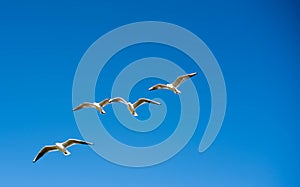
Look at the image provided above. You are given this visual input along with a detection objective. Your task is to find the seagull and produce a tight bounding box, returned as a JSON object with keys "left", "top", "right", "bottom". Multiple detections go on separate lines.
{"left": 148, "top": 72, "right": 197, "bottom": 94}
{"left": 33, "top": 139, "right": 93, "bottom": 163}
{"left": 108, "top": 97, "right": 161, "bottom": 116}
{"left": 72, "top": 98, "right": 110, "bottom": 114}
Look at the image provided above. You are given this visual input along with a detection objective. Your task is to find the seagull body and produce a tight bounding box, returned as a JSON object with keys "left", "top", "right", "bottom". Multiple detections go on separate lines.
{"left": 33, "top": 139, "right": 93, "bottom": 163}
{"left": 73, "top": 98, "right": 110, "bottom": 114}
{"left": 109, "top": 97, "right": 160, "bottom": 116}
{"left": 149, "top": 72, "right": 197, "bottom": 94}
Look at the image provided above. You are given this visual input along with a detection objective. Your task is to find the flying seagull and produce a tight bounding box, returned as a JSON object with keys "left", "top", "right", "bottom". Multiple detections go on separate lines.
{"left": 148, "top": 72, "right": 197, "bottom": 94}
{"left": 33, "top": 139, "right": 93, "bottom": 163}
{"left": 73, "top": 98, "right": 110, "bottom": 114}
{"left": 109, "top": 97, "right": 160, "bottom": 116}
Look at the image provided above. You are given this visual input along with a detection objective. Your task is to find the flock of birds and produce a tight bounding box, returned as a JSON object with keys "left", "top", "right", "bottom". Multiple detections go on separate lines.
{"left": 33, "top": 72, "right": 197, "bottom": 163}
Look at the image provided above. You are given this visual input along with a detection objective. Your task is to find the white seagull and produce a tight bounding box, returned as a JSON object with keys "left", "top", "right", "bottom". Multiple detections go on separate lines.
{"left": 148, "top": 72, "right": 197, "bottom": 94}
{"left": 109, "top": 97, "right": 161, "bottom": 116}
{"left": 72, "top": 98, "right": 110, "bottom": 114}
{"left": 33, "top": 139, "right": 93, "bottom": 163}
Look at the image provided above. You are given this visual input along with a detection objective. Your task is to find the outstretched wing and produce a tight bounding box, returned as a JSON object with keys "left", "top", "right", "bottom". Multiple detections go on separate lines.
{"left": 33, "top": 145, "right": 57, "bottom": 163}
{"left": 72, "top": 102, "right": 95, "bottom": 111}
{"left": 133, "top": 98, "right": 161, "bottom": 109}
{"left": 99, "top": 98, "right": 110, "bottom": 107}
{"left": 148, "top": 84, "right": 169, "bottom": 91}
{"left": 172, "top": 72, "right": 197, "bottom": 87}
{"left": 62, "top": 139, "right": 93, "bottom": 148}
{"left": 109, "top": 97, "right": 128, "bottom": 105}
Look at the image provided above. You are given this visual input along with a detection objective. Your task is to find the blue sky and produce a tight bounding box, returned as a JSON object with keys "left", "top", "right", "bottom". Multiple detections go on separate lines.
{"left": 0, "top": 0, "right": 299, "bottom": 186}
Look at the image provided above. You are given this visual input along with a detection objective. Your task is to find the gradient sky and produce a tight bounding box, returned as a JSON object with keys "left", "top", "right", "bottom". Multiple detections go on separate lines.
{"left": 0, "top": 0, "right": 299, "bottom": 186}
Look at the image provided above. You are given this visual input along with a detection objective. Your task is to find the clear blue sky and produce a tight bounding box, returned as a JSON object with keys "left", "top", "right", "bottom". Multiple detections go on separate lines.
{"left": 0, "top": 0, "right": 299, "bottom": 186}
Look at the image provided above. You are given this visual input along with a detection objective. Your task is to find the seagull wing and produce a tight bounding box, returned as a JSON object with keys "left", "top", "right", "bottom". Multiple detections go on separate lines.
{"left": 99, "top": 98, "right": 110, "bottom": 107}
{"left": 133, "top": 98, "right": 161, "bottom": 109}
{"left": 72, "top": 102, "right": 95, "bottom": 111}
{"left": 148, "top": 84, "right": 168, "bottom": 91}
{"left": 109, "top": 97, "right": 128, "bottom": 105}
{"left": 62, "top": 139, "right": 93, "bottom": 148}
{"left": 172, "top": 72, "right": 197, "bottom": 87}
{"left": 33, "top": 145, "right": 58, "bottom": 163}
